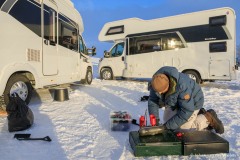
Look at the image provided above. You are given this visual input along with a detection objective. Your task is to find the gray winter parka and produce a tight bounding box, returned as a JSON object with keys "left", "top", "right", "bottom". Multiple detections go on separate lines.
{"left": 148, "top": 66, "right": 204, "bottom": 130}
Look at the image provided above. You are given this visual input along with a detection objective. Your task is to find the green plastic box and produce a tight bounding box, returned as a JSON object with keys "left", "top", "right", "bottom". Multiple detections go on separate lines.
{"left": 129, "top": 131, "right": 182, "bottom": 157}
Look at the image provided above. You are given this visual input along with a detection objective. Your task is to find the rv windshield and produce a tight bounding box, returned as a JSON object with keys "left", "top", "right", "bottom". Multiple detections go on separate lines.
{"left": 110, "top": 42, "right": 124, "bottom": 57}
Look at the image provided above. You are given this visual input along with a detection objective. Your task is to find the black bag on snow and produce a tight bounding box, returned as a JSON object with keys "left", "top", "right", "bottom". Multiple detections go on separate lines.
{"left": 6, "top": 94, "right": 34, "bottom": 132}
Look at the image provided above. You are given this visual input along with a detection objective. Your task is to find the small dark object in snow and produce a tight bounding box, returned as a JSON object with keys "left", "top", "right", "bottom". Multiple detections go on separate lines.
{"left": 14, "top": 134, "right": 31, "bottom": 139}
{"left": 140, "top": 96, "right": 149, "bottom": 102}
{"left": 110, "top": 111, "right": 131, "bottom": 131}
{"left": 131, "top": 119, "right": 139, "bottom": 126}
{"left": 54, "top": 88, "right": 69, "bottom": 101}
{"left": 14, "top": 134, "right": 52, "bottom": 142}
{"left": 6, "top": 93, "right": 34, "bottom": 132}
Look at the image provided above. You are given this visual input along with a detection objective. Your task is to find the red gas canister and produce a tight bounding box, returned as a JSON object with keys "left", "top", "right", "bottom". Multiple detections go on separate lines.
{"left": 150, "top": 114, "right": 156, "bottom": 126}
{"left": 139, "top": 116, "right": 146, "bottom": 128}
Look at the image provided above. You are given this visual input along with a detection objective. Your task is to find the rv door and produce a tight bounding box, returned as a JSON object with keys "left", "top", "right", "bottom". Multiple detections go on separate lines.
{"left": 124, "top": 36, "right": 157, "bottom": 78}
{"left": 209, "top": 42, "right": 230, "bottom": 78}
{"left": 42, "top": 0, "right": 58, "bottom": 75}
{"left": 104, "top": 42, "right": 125, "bottom": 77}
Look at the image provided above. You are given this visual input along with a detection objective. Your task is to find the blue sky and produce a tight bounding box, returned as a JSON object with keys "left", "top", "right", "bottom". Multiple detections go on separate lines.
{"left": 72, "top": 0, "right": 240, "bottom": 58}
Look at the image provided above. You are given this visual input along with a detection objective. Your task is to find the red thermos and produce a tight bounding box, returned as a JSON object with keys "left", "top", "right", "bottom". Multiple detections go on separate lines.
{"left": 150, "top": 114, "right": 156, "bottom": 126}
{"left": 139, "top": 116, "right": 146, "bottom": 128}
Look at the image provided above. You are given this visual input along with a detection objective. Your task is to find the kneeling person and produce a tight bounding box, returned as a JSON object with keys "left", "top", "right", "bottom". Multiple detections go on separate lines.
{"left": 147, "top": 66, "right": 224, "bottom": 134}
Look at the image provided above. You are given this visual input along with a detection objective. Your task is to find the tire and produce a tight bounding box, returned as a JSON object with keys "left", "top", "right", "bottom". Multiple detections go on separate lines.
{"left": 81, "top": 68, "right": 93, "bottom": 85}
{"left": 100, "top": 68, "right": 113, "bottom": 80}
{"left": 3, "top": 74, "right": 32, "bottom": 110}
{"left": 184, "top": 70, "right": 201, "bottom": 84}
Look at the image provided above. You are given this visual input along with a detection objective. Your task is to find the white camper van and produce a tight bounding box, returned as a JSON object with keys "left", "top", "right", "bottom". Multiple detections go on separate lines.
{"left": 98, "top": 7, "right": 238, "bottom": 83}
{"left": 0, "top": 0, "right": 96, "bottom": 108}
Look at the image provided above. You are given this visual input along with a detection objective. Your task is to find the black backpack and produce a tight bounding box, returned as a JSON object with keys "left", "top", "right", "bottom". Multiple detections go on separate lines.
{"left": 6, "top": 94, "right": 34, "bottom": 132}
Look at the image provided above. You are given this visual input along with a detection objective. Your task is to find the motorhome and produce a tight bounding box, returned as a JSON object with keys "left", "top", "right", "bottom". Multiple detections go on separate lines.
{"left": 98, "top": 7, "right": 238, "bottom": 83}
{"left": 0, "top": 0, "right": 96, "bottom": 109}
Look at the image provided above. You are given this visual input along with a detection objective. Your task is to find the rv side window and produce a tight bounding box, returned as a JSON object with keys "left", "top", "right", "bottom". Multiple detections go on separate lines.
{"left": 79, "top": 36, "right": 87, "bottom": 55}
{"left": 209, "top": 15, "right": 226, "bottom": 26}
{"left": 161, "top": 33, "right": 185, "bottom": 50}
{"left": 129, "top": 33, "right": 184, "bottom": 55}
{"left": 44, "top": 8, "right": 57, "bottom": 43}
{"left": 9, "top": 0, "right": 41, "bottom": 36}
{"left": 209, "top": 42, "right": 227, "bottom": 52}
{"left": 110, "top": 43, "right": 124, "bottom": 57}
{"left": 59, "top": 22, "right": 78, "bottom": 51}
{"left": 0, "top": 1, "right": 5, "bottom": 8}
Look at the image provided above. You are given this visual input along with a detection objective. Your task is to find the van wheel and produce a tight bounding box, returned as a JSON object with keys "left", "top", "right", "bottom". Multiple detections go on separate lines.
{"left": 81, "top": 68, "right": 93, "bottom": 85}
{"left": 101, "top": 68, "right": 113, "bottom": 80}
{"left": 184, "top": 71, "right": 201, "bottom": 84}
{"left": 3, "top": 74, "right": 32, "bottom": 109}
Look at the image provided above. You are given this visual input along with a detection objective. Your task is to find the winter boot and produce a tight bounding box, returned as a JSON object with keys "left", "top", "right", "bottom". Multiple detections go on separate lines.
{"left": 204, "top": 109, "right": 224, "bottom": 134}
{"left": 198, "top": 108, "right": 206, "bottom": 115}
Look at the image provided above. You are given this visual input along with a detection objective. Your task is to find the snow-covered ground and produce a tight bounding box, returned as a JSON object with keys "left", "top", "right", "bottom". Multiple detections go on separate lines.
{"left": 0, "top": 66, "right": 239, "bottom": 160}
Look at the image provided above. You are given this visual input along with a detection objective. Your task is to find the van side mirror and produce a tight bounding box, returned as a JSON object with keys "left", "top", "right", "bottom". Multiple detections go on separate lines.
{"left": 92, "top": 46, "right": 96, "bottom": 56}
{"left": 104, "top": 50, "right": 110, "bottom": 58}
{"left": 87, "top": 46, "right": 96, "bottom": 56}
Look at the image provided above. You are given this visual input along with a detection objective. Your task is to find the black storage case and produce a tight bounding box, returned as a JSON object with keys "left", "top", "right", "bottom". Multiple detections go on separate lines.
{"left": 182, "top": 131, "right": 229, "bottom": 155}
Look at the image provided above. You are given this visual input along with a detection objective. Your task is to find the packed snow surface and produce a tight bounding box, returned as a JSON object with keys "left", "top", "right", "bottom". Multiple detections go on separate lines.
{"left": 0, "top": 70, "right": 239, "bottom": 160}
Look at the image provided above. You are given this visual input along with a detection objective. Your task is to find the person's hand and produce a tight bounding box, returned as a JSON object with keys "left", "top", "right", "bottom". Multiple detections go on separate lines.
{"left": 139, "top": 125, "right": 166, "bottom": 136}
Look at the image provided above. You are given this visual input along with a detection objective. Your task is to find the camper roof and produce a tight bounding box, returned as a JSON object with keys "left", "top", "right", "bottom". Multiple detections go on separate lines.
{"left": 98, "top": 7, "right": 235, "bottom": 42}
{"left": 58, "top": 0, "right": 84, "bottom": 33}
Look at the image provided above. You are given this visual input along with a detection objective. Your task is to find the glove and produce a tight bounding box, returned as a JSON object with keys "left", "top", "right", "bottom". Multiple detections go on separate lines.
{"left": 139, "top": 125, "right": 167, "bottom": 137}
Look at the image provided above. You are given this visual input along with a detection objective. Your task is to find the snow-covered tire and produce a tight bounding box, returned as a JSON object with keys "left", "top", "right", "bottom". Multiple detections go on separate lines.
{"left": 184, "top": 70, "right": 201, "bottom": 84}
{"left": 2, "top": 74, "right": 32, "bottom": 110}
{"left": 100, "top": 68, "right": 113, "bottom": 80}
{"left": 81, "top": 68, "right": 93, "bottom": 85}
